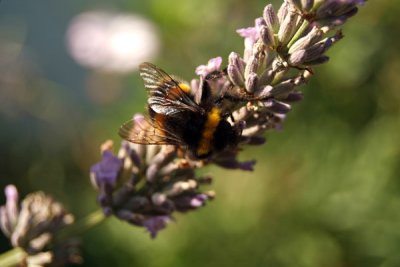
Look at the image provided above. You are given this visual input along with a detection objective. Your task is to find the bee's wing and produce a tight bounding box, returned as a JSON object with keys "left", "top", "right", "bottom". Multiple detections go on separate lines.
{"left": 139, "top": 62, "right": 203, "bottom": 116}
{"left": 139, "top": 62, "right": 178, "bottom": 91}
{"left": 118, "top": 116, "right": 183, "bottom": 145}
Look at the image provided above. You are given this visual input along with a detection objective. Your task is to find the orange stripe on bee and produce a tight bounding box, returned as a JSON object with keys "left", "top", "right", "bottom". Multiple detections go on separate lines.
{"left": 197, "top": 107, "right": 221, "bottom": 156}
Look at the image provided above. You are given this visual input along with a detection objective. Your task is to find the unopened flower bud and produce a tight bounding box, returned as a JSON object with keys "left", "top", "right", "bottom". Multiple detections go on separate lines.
{"left": 301, "top": 0, "right": 314, "bottom": 11}
{"left": 260, "top": 26, "right": 275, "bottom": 48}
{"left": 258, "top": 69, "right": 276, "bottom": 87}
{"left": 277, "top": 1, "right": 290, "bottom": 24}
{"left": 288, "top": 26, "right": 322, "bottom": 54}
{"left": 262, "top": 99, "right": 291, "bottom": 114}
{"left": 244, "top": 55, "right": 259, "bottom": 80}
{"left": 229, "top": 52, "right": 246, "bottom": 74}
{"left": 289, "top": 0, "right": 303, "bottom": 10}
{"left": 278, "top": 11, "right": 299, "bottom": 46}
{"left": 228, "top": 52, "right": 246, "bottom": 87}
{"left": 263, "top": 4, "right": 279, "bottom": 32}
{"left": 228, "top": 64, "right": 245, "bottom": 87}
{"left": 269, "top": 80, "right": 296, "bottom": 98}
{"left": 288, "top": 49, "right": 307, "bottom": 65}
{"left": 315, "top": 0, "right": 365, "bottom": 26}
{"left": 245, "top": 72, "right": 259, "bottom": 93}
{"left": 255, "top": 17, "right": 266, "bottom": 32}
{"left": 304, "top": 55, "right": 330, "bottom": 65}
{"left": 283, "top": 91, "right": 304, "bottom": 102}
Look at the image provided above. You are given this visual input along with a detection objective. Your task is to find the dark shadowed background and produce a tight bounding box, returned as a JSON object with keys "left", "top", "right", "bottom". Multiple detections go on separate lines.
{"left": 1, "top": 0, "right": 399, "bottom": 266}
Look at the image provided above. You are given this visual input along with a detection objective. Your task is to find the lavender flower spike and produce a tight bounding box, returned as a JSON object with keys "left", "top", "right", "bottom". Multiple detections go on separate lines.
{"left": 90, "top": 0, "right": 366, "bottom": 239}
{"left": 90, "top": 134, "right": 215, "bottom": 238}
{"left": 0, "top": 185, "right": 81, "bottom": 266}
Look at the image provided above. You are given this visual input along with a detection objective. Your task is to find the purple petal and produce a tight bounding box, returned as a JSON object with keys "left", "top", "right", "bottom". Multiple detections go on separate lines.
{"left": 142, "top": 215, "right": 171, "bottom": 238}
{"left": 90, "top": 151, "right": 123, "bottom": 188}
{"left": 173, "top": 193, "right": 209, "bottom": 212}
{"left": 190, "top": 194, "right": 208, "bottom": 208}
{"left": 236, "top": 27, "right": 258, "bottom": 41}
{"left": 102, "top": 207, "right": 113, "bottom": 217}
{"left": 216, "top": 158, "right": 257, "bottom": 171}
{"left": 237, "top": 25, "right": 262, "bottom": 61}
{"left": 338, "top": 0, "right": 366, "bottom": 6}
{"left": 195, "top": 57, "right": 223, "bottom": 77}
{"left": 208, "top": 57, "right": 222, "bottom": 70}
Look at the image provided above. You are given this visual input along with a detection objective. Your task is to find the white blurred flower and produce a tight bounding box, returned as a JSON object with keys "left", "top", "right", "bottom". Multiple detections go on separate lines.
{"left": 66, "top": 11, "right": 160, "bottom": 73}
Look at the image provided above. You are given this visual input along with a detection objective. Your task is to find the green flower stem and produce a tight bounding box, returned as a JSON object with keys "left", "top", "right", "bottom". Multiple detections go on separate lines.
{"left": 311, "top": 1, "right": 323, "bottom": 13}
{"left": 0, "top": 247, "right": 26, "bottom": 267}
{"left": 0, "top": 209, "right": 106, "bottom": 267}
{"left": 287, "top": 20, "right": 310, "bottom": 49}
{"left": 56, "top": 209, "right": 106, "bottom": 242}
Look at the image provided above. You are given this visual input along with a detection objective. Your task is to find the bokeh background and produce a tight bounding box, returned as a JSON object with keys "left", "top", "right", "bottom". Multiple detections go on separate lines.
{"left": 0, "top": 0, "right": 399, "bottom": 266}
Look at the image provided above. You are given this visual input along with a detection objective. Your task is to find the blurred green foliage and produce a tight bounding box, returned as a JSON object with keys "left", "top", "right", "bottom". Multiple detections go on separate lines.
{"left": 1, "top": 0, "right": 399, "bottom": 266}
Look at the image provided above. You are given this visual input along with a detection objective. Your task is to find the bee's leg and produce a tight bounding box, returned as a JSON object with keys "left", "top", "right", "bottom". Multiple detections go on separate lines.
{"left": 236, "top": 120, "right": 246, "bottom": 136}
{"left": 214, "top": 95, "right": 224, "bottom": 105}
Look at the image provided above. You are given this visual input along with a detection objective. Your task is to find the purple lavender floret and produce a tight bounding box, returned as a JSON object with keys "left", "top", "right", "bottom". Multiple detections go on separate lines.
{"left": 172, "top": 193, "right": 209, "bottom": 212}
{"left": 195, "top": 57, "right": 222, "bottom": 77}
{"left": 236, "top": 27, "right": 259, "bottom": 41}
{"left": 142, "top": 216, "right": 172, "bottom": 238}
{"left": 90, "top": 150, "right": 123, "bottom": 214}
{"left": 90, "top": 150, "right": 122, "bottom": 188}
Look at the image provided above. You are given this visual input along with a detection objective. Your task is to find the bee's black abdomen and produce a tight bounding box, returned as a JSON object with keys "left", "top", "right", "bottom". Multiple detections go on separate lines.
{"left": 213, "top": 120, "right": 239, "bottom": 152}
{"left": 181, "top": 112, "right": 206, "bottom": 151}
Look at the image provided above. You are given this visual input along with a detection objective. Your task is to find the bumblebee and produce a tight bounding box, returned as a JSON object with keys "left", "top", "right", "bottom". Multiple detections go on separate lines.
{"left": 119, "top": 62, "right": 241, "bottom": 159}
